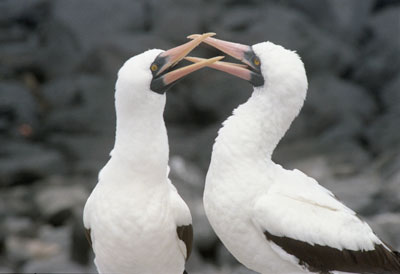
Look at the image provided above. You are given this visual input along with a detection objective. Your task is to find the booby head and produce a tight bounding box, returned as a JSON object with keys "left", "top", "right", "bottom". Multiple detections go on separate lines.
{"left": 116, "top": 32, "right": 222, "bottom": 97}
{"left": 186, "top": 36, "right": 308, "bottom": 104}
{"left": 112, "top": 33, "right": 223, "bottom": 163}
{"left": 114, "top": 33, "right": 223, "bottom": 121}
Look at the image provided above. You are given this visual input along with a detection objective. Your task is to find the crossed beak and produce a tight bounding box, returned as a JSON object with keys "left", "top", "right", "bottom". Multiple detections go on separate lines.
{"left": 185, "top": 35, "right": 264, "bottom": 87}
{"left": 150, "top": 32, "right": 224, "bottom": 94}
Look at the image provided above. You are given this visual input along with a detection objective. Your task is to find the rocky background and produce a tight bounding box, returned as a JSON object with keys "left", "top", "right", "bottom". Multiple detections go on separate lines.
{"left": 0, "top": 0, "right": 399, "bottom": 273}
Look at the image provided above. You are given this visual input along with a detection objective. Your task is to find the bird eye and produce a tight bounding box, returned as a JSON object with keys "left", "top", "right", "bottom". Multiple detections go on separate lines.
{"left": 253, "top": 58, "right": 260, "bottom": 66}
{"left": 151, "top": 64, "right": 158, "bottom": 72}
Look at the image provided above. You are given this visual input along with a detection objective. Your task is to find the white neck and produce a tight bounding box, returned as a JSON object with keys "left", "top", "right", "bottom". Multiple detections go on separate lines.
{"left": 106, "top": 90, "right": 169, "bottom": 183}
{"left": 214, "top": 85, "right": 304, "bottom": 163}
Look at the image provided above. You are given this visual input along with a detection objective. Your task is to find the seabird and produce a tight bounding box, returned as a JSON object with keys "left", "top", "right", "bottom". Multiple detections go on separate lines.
{"left": 83, "top": 33, "right": 222, "bottom": 274}
{"left": 187, "top": 36, "right": 400, "bottom": 274}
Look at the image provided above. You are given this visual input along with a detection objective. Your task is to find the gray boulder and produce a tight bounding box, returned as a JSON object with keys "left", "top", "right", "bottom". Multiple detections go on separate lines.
{"left": 52, "top": 0, "right": 147, "bottom": 52}
{"left": 0, "top": 82, "right": 38, "bottom": 135}
{"left": 353, "top": 7, "right": 400, "bottom": 90}
{"left": 368, "top": 213, "right": 400, "bottom": 250}
{"left": 283, "top": 74, "right": 376, "bottom": 143}
{"left": 365, "top": 110, "right": 400, "bottom": 154}
{"left": 34, "top": 177, "right": 89, "bottom": 225}
{"left": 0, "top": 140, "right": 66, "bottom": 186}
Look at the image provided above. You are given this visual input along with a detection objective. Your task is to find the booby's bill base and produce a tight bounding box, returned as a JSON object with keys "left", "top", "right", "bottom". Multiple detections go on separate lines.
{"left": 150, "top": 32, "right": 219, "bottom": 94}
{"left": 186, "top": 35, "right": 264, "bottom": 87}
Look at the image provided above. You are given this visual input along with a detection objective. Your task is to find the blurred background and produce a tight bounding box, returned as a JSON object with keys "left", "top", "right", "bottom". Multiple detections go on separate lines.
{"left": 0, "top": 0, "right": 399, "bottom": 273}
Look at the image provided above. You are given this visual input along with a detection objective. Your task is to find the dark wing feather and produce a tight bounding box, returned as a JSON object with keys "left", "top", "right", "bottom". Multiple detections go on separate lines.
{"left": 177, "top": 224, "right": 193, "bottom": 261}
{"left": 264, "top": 230, "right": 400, "bottom": 274}
{"left": 85, "top": 228, "right": 92, "bottom": 247}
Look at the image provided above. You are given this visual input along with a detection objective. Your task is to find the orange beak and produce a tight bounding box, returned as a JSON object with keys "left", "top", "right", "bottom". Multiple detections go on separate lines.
{"left": 186, "top": 35, "right": 264, "bottom": 87}
{"left": 150, "top": 32, "right": 224, "bottom": 93}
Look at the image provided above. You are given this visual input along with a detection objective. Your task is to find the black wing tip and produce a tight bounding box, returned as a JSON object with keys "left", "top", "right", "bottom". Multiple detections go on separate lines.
{"left": 85, "top": 228, "right": 92, "bottom": 247}
{"left": 264, "top": 230, "right": 400, "bottom": 273}
{"left": 177, "top": 224, "right": 193, "bottom": 261}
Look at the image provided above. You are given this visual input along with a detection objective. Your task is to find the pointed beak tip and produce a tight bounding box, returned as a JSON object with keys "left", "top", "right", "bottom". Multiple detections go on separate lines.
{"left": 204, "top": 32, "right": 216, "bottom": 37}
{"left": 160, "top": 33, "right": 216, "bottom": 72}
{"left": 187, "top": 32, "right": 216, "bottom": 40}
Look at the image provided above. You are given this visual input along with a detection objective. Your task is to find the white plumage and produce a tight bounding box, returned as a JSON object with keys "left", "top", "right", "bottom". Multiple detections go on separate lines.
{"left": 83, "top": 48, "right": 195, "bottom": 274}
{"left": 200, "top": 40, "right": 400, "bottom": 273}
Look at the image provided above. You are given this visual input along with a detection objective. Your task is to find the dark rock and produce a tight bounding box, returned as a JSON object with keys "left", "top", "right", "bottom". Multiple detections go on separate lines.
{"left": 0, "top": 82, "right": 38, "bottom": 136}
{"left": 0, "top": 186, "right": 35, "bottom": 218}
{"left": 38, "top": 225, "right": 70, "bottom": 253}
{"left": 373, "top": 0, "right": 400, "bottom": 11}
{"left": 81, "top": 33, "right": 169, "bottom": 76}
{"left": 0, "top": 140, "right": 66, "bottom": 186}
{"left": 214, "top": 6, "right": 262, "bottom": 33}
{"left": 188, "top": 70, "right": 251, "bottom": 124}
{"left": 5, "top": 236, "right": 34, "bottom": 264}
{"left": 280, "top": 0, "right": 335, "bottom": 25}
{"left": 185, "top": 249, "right": 211, "bottom": 273}
{"left": 21, "top": 224, "right": 97, "bottom": 272}
{"left": 33, "top": 19, "right": 81, "bottom": 78}
{"left": 284, "top": 0, "right": 374, "bottom": 43}
{"left": 0, "top": 223, "right": 5, "bottom": 255}
{"left": 3, "top": 216, "right": 34, "bottom": 237}
{"left": 41, "top": 76, "right": 83, "bottom": 108}
{"left": 381, "top": 73, "right": 400, "bottom": 111}
{"left": 0, "top": 0, "right": 49, "bottom": 27}
{"left": 365, "top": 110, "right": 400, "bottom": 154}
{"left": 368, "top": 213, "right": 400, "bottom": 250}
{"left": 192, "top": 200, "right": 219, "bottom": 256}
{"left": 169, "top": 156, "right": 205, "bottom": 200}
{"left": 307, "top": 74, "right": 376, "bottom": 122}
{"left": 34, "top": 177, "right": 89, "bottom": 225}
{"left": 48, "top": 134, "right": 113, "bottom": 176}
{"left": 0, "top": 1, "right": 76, "bottom": 80}
{"left": 190, "top": 264, "right": 223, "bottom": 274}
{"left": 0, "top": 266, "right": 13, "bottom": 273}
{"left": 164, "top": 80, "right": 195, "bottom": 124}
{"left": 383, "top": 154, "right": 400, "bottom": 211}
{"left": 217, "top": 243, "right": 240, "bottom": 266}
{"left": 214, "top": 3, "right": 357, "bottom": 74}
{"left": 45, "top": 108, "right": 104, "bottom": 134}
{"left": 169, "top": 124, "right": 221, "bottom": 170}
{"left": 52, "top": 0, "right": 147, "bottom": 52}
{"left": 284, "top": 74, "right": 377, "bottom": 142}
{"left": 320, "top": 141, "right": 372, "bottom": 176}
{"left": 368, "top": 6, "right": 400, "bottom": 47}
{"left": 353, "top": 45, "right": 400, "bottom": 91}
{"left": 70, "top": 208, "right": 91, "bottom": 265}
{"left": 353, "top": 7, "right": 400, "bottom": 90}
{"left": 6, "top": 229, "right": 64, "bottom": 266}
{"left": 168, "top": 157, "right": 218, "bottom": 255}
{"left": 328, "top": 0, "right": 374, "bottom": 42}
{"left": 0, "top": 33, "right": 40, "bottom": 80}
{"left": 43, "top": 74, "right": 115, "bottom": 134}
{"left": 323, "top": 170, "right": 381, "bottom": 215}
{"left": 22, "top": 254, "right": 94, "bottom": 274}
{"left": 152, "top": 5, "right": 203, "bottom": 43}
{"left": 280, "top": 150, "right": 380, "bottom": 214}
{"left": 284, "top": 155, "right": 334, "bottom": 184}
{"left": 378, "top": 151, "right": 400, "bottom": 181}
{"left": 276, "top": 139, "right": 372, "bottom": 177}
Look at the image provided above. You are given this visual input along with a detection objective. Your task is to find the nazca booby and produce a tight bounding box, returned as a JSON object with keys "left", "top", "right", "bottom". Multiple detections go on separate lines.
{"left": 83, "top": 33, "right": 222, "bottom": 274}
{"left": 187, "top": 36, "right": 400, "bottom": 274}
